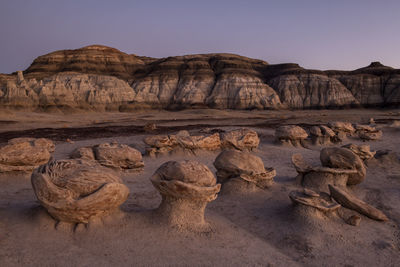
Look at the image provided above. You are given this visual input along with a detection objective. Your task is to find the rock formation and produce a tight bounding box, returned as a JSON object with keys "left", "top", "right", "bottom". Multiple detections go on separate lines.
{"left": 329, "top": 185, "right": 388, "bottom": 221}
{"left": 289, "top": 189, "right": 340, "bottom": 218}
{"left": 309, "top": 125, "right": 337, "bottom": 145}
{"left": 144, "top": 128, "right": 259, "bottom": 156}
{"left": 1, "top": 45, "right": 399, "bottom": 110}
{"left": 150, "top": 160, "right": 221, "bottom": 231}
{"left": 0, "top": 138, "right": 54, "bottom": 172}
{"left": 31, "top": 159, "right": 130, "bottom": 223}
{"left": 71, "top": 142, "right": 144, "bottom": 171}
{"left": 220, "top": 128, "right": 260, "bottom": 151}
{"left": 292, "top": 147, "right": 366, "bottom": 192}
{"left": 213, "top": 150, "right": 276, "bottom": 192}
{"left": 354, "top": 124, "right": 383, "bottom": 140}
{"left": 341, "top": 143, "right": 376, "bottom": 161}
{"left": 275, "top": 125, "right": 308, "bottom": 147}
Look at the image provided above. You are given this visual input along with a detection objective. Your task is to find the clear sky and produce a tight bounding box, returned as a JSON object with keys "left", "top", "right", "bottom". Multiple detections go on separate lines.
{"left": 0, "top": 0, "right": 399, "bottom": 73}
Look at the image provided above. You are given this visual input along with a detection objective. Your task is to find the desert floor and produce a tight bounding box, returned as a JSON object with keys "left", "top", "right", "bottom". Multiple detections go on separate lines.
{"left": 0, "top": 108, "right": 400, "bottom": 266}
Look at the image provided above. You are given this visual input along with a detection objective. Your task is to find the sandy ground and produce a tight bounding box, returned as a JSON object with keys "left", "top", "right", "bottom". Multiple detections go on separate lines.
{"left": 0, "top": 109, "right": 400, "bottom": 266}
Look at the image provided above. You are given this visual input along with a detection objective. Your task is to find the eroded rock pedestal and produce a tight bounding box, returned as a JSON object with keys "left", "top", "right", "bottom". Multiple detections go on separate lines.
{"left": 214, "top": 150, "right": 275, "bottom": 193}
{"left": 31, "top": 159, "right": 130, "bottom": 223}
{"left": 150, "top": 160, "right": 221, "bottom": 232}
{"left": 275, "top": 125, "right": 308, "bottom": 147}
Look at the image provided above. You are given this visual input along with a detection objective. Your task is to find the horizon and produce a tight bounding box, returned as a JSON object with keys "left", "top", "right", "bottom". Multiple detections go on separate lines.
{"left": 1, "top": 0, "right": 399, "bottom": 74}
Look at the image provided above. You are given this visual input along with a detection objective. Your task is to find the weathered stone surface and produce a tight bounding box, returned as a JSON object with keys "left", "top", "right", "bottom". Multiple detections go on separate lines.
{"left": 150, "top": 160, "right": 221, "bottom": 231}
{"left": 355, "top": 124, "right": 383, "bottom": 140}
{"left": 320, "top": 147, "right": 366, "bottom": 185}
{"left": 328, "top": 121, "right": 356, "bottom": 135}
{"left": 71, "top": 143, "right": 144, "bottom": 171}
{"left": 346, "top": 215, "right": 361, "bottom": 226}
{"left": 269, "top": 74, "right": 358, "bottom": 109}
{"left": 342, "top": 144, "right": 376, "bottom": 161}
{"left": 2, "top": 45, "right": 400, "bottom": 110}
{"left": 221, "top": 128, "right": 260, "bottom": 151}
{"left": 329, "top": 185, "right": 389, "bottom": 221}
{"left": 31, "top": 159, "right": 130, "bottom": 223}
{"left": 214, "top": 150, "right": 276, "bottom": 189}
{"left": 292, "top": 148, "right": 366, "bottom": 192}
{"left": 0, "top": 138, "right": 54, "bottom": 172}
{"left": 310, "top": 125, "right": 337, "bottom": 145}
{"left": 275, "top": 125, "right": 308, "bottom": 147}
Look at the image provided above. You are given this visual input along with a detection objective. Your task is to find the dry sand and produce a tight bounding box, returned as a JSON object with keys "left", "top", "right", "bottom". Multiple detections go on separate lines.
{"left": 0, "top": 109, "right": 400, "bottom": 266}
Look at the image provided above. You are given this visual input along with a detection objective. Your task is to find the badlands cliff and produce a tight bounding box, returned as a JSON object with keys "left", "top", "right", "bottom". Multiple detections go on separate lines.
{"left": 0, "top": 45, "right": 399, "bottom": 110}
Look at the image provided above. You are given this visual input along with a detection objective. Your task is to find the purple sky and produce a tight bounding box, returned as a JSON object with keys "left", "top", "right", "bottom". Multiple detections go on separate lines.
{"left": 1, "top": 0, "right": 399, "bottom": 74}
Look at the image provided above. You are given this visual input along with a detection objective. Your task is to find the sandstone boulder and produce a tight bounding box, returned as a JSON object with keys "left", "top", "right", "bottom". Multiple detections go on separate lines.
{"left": 309, "top": 125, "right": 336, "bottom": 145}
{"left": 320, "top": 147, "right": 366, "bottom": 185}
{"left": 275, "top": 125, "right": 308, "bottom": 147}
{"left": 214, "top": 150, "right": 276, "bottom": 191}
{"left": 31, "top": 159, "right": 130, "bottom": 223}
{"left": 341, "top": 144, "right": 376, "bottom": 161}
{"left": 328, "top": 121, "right": 355, "bottom": 136}
{"left": 71, "top": 143, "right": 144, "bottom": 171}
{"left": 289, "top": 189, "right": 340, "bottom": 217}
{"left": 329, "top": 185, "right": 388, "bottom": 221}
{"left": 355, "top": 124, "right": 383, "bottom": 140}
{"left": 150, "top": 160, "right": 221, "bottom": 231}
{"left": 220, "top": 128, "right": 260, "bottom": 151}
{"left": 0, "top": 138, "right": 54, "bottom": 172}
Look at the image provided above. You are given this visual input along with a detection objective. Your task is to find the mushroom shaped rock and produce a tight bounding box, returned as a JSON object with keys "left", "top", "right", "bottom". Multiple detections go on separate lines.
{"left": 92, "top": 143, "right": 144, "bottom": 171}
{"left": 31, "top": 159, "right": 130, "bottom": 223}
{"left": 275, "top": 125, "right": 308, "bottom": 147}
{"left": 341, "top": 144, "right": 376, "bottom": 161}
{"left": 310, "top": 125, "right": 336, "bottom": 145}
{"left": 150, "top": 160, "right": 221, "bottom": 231}
{"left": 292, "top": 154, "right": 360, "bottom": 192}
{"left": 221, "top": 128, "right": 260, "bottom": 151}
{"left": 214, "top": 150, "right": 275, "bottom": 191}
{"left": 0, "top": 138, "right": 54, "bottom": 172}
{"left": 289, "top": 189, "right": 340, "bottom": 218}
{"left": 320, "top": 147, "right": 366, "bottom": 185}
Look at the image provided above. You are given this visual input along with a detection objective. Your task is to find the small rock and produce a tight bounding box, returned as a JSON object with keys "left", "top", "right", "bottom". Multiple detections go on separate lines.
{"left": 346, "top": 215, "right": 361, "bottom": 226}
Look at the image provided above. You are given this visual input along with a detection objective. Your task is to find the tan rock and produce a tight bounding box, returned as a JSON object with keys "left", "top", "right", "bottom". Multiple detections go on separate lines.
{"left": 214, "top": 150, "right": 275, "bottom": 190}
{"left": 150, "top": 160, "right": 221, "bottom": 231}
{"left": 328, "top": 121, "right": 356, "bottom": 135}
{"left": 320, "top": 147, "right": 366, "bottom": 185}
{"left": 0, "top": 138, "right": 54, "bottom": 172}
{"left": 329, "top": 185, "right": 388, "bottom": 221}
{"left": 342, "top": 144, "right": 376, "bottom": 161}
{"left": 289, "top": 189, "right": 340, "bottom": 213}
{"left": 346, "top": 215, "right": 361, "bottom": 226}
{"left": 310, "top": 125, "right": 336, "bottom": 145}
{"left": 31, "top": 159, "right": 130, "bottom": 223}
{"left": 177, "top": 133, "right": 221, "bottom": 150}
{"left": 71, "top": 143, "right": 144, "bottom": 171}
{"left": 275, "top": 125, "right": 308, "bottom": 147}
{"left": 221, "top": 128, "right": 260, "bottom": 151}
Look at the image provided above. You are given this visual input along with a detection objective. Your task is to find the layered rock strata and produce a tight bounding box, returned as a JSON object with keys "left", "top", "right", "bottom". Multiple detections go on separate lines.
{"left": 1, "top": 45, "right": 399, "bottom": 110}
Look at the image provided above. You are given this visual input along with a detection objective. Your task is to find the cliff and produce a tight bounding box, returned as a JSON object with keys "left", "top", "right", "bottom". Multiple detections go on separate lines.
{"left": 0, "top": 45, "right": 399, "bottom": 111}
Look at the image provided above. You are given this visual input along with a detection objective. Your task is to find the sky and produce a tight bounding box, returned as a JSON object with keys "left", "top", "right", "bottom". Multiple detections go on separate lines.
{"left": 0, "top": 0, "right": 399, "bottom": 73}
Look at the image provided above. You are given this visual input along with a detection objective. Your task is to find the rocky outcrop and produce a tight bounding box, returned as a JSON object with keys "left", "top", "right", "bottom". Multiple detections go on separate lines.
{"left": 1, "top": 45, "right": 400, "bottom": 110}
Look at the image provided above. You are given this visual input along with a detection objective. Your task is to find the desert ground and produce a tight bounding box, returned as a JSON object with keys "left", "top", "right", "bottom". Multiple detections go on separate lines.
{"left": 0, "top": 108, "right": 400, "bottom": 266}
